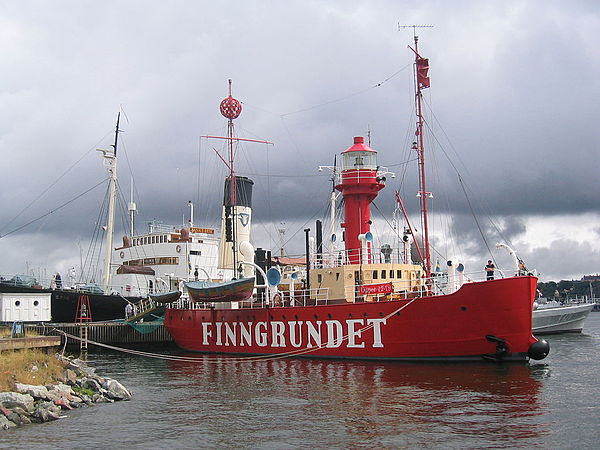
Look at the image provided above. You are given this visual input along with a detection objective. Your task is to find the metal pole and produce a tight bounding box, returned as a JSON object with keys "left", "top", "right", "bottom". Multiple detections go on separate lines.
{"left": 102, "top": 112, "right": 120, "bottom": 292}
{"left": 304, "top": 228, "right": 311, "bottom": 291}
{"left": 413, "top": 36, "right": 431, "bottom": 279}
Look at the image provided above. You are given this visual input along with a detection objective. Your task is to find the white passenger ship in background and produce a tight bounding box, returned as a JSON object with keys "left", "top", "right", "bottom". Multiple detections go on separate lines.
{"left": 111, "top": 220, "right": 223, "bottom": 296}
{"left": 112, "top": 173, "right": 255, "bottom": 298}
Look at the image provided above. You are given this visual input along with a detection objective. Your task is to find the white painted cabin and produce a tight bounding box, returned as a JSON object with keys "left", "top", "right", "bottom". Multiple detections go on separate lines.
{"left": 0, "top": 292, "right": 51, "bottom": 322}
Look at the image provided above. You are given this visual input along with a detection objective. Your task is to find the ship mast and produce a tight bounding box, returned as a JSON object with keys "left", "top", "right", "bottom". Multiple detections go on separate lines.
{"left": 101, "top": 112, "right": 121, "bottom": 292}
{"left": 208, "top": 80, "right": 272, "bottom": 278}
{"left": 224, "top": 80, "right": 241, "bottom": 274}
{"left": 410, "top": 35, "right": 432, "bottom": 279}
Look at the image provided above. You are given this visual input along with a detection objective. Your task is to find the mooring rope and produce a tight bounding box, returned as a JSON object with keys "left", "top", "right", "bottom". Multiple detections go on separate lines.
{"left": 52, "top": 296, "right": 420, "bottom": 363}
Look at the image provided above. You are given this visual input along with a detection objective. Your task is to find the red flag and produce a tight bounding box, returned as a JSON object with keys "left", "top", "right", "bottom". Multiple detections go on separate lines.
{"left": 416, "top": 57, "right": 430, "bottom": 89}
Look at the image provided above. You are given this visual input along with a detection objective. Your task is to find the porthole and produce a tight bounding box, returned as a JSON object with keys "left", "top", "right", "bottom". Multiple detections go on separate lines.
{"left": 33, "top": 300, "right": 39, "bottom": 306}
{"left": 15, "top": 300, "right": 20, "bottom": 306}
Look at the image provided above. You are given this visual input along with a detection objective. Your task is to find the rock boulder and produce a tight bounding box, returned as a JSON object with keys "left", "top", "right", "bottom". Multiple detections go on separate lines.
{"left": 102, "top": 379, "right": 132, "bottom": 401}
{"left": 0, "top": 392, "right": 35, "bottom": 414}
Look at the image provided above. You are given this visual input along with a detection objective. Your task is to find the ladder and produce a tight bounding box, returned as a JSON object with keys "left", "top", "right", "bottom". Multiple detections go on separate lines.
{"left": 75, "top": 294, "right": 93, "bottom": 322}
{"left": 75, "top": 295, "right": 92, "bottom": 355}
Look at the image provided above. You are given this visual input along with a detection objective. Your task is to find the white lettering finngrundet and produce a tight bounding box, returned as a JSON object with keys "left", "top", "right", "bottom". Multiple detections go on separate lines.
{"left": 199, "top": 318, "right": 386, "bottom": 349}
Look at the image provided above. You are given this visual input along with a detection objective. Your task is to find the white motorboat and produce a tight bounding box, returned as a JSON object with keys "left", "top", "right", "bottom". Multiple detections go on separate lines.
{"left": 532, "top": 299, "right": 594, "bottom": 334}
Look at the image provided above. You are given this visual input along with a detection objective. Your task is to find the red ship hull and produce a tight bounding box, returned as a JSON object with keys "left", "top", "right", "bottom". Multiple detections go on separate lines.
{"left": 164, "top": 276, "right": 542, "bottom": 362}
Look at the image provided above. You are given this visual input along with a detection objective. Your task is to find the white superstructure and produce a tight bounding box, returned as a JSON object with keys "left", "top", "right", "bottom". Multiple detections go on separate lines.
{"left": 111, "top": 221, "right": 235, "bottom": 296}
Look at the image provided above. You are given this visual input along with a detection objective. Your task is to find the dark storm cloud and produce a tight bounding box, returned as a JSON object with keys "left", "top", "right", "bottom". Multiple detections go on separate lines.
{"left": 1, "top": 0, "right": 599, "bottom": 280}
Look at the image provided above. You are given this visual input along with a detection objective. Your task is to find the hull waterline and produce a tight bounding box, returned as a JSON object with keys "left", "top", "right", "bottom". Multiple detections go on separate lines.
{"left": 165, "top": 276, "right": 542, "bottom": 362}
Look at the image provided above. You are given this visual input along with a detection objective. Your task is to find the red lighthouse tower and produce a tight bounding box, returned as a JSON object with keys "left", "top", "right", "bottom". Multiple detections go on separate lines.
{"left": 336, "top": 136, "right": 385, "bottom": 264}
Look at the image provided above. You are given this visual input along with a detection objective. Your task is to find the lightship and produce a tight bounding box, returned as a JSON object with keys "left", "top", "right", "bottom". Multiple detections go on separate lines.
{"left": 164, "top": 37, "right": 549, "bottom": 362}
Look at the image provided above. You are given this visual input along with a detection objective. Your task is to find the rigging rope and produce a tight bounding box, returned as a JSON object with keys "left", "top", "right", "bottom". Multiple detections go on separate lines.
{"left": 419, "top": 96, "right": 511, "bottom": 261}
{"left": 0, "top": 178, "right": 108, "bottom": 239}
{"left": 241, "top": 63, "right": 412, "bottom": 120}
{"left": 0, "top": 130, "right": 114, "bottom": 235}
{"left": 458, "top": 175, "right": 495, "bottom": 260}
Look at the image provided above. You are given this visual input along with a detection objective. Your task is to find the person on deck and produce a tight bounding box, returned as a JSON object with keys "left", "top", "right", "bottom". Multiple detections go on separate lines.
{"left": 125, "top": 303, "right": 133, "bottom": 318}
{"left": 485, "top": 260, "right": 495, "bottom": 281}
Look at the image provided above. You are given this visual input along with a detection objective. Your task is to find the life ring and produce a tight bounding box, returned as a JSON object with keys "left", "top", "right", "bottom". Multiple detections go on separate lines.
{"left": 176, "top": 245, "right": 181, "bottom": 253}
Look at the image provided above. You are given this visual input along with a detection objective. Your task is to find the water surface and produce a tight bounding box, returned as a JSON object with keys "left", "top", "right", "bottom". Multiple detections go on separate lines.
{"left": 3, "top": 315, "right": 600, "bottom": 448}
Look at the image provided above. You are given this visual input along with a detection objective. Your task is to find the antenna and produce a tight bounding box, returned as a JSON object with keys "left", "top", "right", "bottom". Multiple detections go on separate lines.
{"left": 399, "top": 24, "right": 434, "bottom": 48}
{"left": 398, "top": 24, "right": 434, "bottom": 38}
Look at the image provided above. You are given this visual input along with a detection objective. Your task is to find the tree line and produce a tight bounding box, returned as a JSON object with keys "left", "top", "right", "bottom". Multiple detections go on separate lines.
{"left": 537, "top": 279, "right": 600, "bottom": 300}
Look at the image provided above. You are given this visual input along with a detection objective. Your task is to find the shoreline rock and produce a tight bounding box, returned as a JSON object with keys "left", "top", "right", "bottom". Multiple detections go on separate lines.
{"left": 0, "top": 354, "right": 132, "bottom": 431}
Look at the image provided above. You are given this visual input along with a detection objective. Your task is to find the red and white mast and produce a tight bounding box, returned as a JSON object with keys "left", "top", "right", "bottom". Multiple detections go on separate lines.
{"left": 219, "top": 80, "right": 243, "bottom": 273}
{"left": 409, "top": 35, "right": 432, "bottom": 279}
{"left": 221, "top": 80, "right": 240, "bottom": 208}
{"left": 207, "top": 80, "right": 272, "bottom": 277}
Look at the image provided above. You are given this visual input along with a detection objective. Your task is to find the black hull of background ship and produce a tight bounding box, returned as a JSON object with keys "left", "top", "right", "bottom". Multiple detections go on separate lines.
{"left": 0, "top": 276, "right": 140, "bottom": 322}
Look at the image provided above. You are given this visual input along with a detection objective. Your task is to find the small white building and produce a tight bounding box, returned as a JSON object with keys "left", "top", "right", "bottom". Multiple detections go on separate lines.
{"left": 0, "top": 292, "right": 51, "bottom": 322}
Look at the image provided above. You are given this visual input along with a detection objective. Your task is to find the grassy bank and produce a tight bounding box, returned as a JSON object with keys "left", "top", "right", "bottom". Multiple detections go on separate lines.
{"left": 0, "top": 349, "right": 67, "bottom": 392}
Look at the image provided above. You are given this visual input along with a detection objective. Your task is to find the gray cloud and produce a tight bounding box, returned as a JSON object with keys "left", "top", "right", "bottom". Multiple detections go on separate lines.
{"left": 1, "top": 0, "right": 599, "bottom": 281}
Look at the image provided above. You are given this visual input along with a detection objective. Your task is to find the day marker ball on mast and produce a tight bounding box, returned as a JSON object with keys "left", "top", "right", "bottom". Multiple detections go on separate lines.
{"left": 220, "top": 80, "right": 242, "bottom": 120}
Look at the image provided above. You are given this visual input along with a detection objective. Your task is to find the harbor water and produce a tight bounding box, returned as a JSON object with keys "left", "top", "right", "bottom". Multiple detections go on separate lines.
{"left": 3, "top": 315, "right": 600, "bottom": 449}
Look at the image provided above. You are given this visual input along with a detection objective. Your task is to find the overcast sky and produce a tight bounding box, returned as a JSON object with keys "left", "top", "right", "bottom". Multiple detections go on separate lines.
{"left": 1, "top": 0, "right": 599, "bottom": 283}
